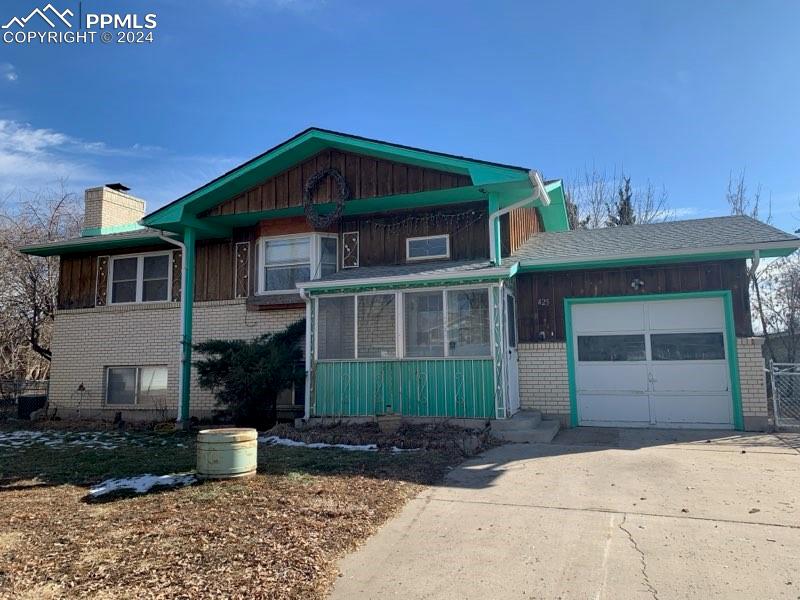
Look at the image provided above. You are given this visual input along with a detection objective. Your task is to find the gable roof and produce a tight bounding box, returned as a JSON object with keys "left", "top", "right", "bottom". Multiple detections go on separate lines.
{"left": 142, "top": 127, "right": 534, "bottom": 232}
{"left": 514, "top": 216, "right": 800, "bottom": 270}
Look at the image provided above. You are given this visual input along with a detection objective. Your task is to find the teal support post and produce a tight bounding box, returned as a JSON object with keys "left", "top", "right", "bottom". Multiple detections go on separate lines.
{"left": 179, "top": 226, "right": 196, "bottom": 426}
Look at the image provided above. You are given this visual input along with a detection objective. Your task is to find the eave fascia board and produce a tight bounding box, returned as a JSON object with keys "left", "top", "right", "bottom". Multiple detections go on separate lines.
{"left": 142, "top": 128, "right": 532, "bottom": 229}
{"left": 518, "top": 240, "right": 800, "bottom": 272}
{"left": 297, "top": 262, "right": 519, "bottom": 293}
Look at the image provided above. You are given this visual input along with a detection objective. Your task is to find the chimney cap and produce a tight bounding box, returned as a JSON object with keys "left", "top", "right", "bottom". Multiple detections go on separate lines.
{"left": 105, "top": 183, "right": 131, "bottom": 192}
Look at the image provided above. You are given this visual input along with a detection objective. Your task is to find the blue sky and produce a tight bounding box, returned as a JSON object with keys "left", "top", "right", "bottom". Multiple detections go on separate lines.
{"left": 1, "top": 0, "right": 799, "bottom": 229}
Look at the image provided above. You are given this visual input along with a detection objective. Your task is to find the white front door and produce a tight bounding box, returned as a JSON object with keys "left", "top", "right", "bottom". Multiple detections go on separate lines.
{"left": 505, "top": 291, "right": 521, "bottom": 416}
{"left": 571, "top": 297, "right": 733, "bottom": 428}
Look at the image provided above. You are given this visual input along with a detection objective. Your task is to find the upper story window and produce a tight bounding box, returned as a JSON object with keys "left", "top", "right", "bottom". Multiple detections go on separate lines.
{"left": 257, "top": 233, "right": 338, "bottom": 294}
{"left": 110, "top": 252, "right": 171, "bottom": 304}
{"left": 406, "top": 234, "right": 450, "bottom": 262}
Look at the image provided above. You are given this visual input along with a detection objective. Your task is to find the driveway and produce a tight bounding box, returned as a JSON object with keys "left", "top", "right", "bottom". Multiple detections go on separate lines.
{"left": 331, "top": 428, "right": 800, "bottom": 600}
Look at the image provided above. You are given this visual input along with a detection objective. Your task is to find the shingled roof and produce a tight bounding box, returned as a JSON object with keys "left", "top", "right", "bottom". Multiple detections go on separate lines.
{"left": 513, "top": 216, "right": 800, "bottom": 268}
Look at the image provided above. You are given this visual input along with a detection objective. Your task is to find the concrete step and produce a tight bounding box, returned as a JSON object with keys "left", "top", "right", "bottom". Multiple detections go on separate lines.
{"left": 491, "top": 410, "right": 542, "bottom": 432}
{"left": 491, "top": 418, "right": 560, "bottom": 444}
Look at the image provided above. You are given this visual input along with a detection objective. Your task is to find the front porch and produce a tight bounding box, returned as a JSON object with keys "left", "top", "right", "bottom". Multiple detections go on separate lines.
{"left": 300, "top": 261, "right": 520, "bottom": 421}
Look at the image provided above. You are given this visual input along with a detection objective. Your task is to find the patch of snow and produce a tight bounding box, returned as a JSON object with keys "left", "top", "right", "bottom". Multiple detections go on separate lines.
{"left": 259, "top": 435, "right": 421, "bottom": 453}
{"left": 0, "top": 429, "right": 184, "bottom": 451}
{"left": 88, "top": 473, "right": 197, "bottom": 498}
{"left": 259, "top": 435, "right": 378, "bottom": 452}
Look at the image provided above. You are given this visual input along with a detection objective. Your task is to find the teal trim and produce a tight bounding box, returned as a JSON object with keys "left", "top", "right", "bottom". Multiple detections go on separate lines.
{"left": 81, "top": 223, "right": 143, "bottom": 237}
{"left": 306, "top": 273, "right": 512, "bottom": 295}
{"left": 179, "top": 227, "right": 196, "bottom": 424}
{"left": 519, "top": 247, "right": 799, "bottom": 272}
{"left": 563, "top": 291, "right": 744, "bottom": 430}
{"left": 143, "top": 128, "right": 531, "bottom": 229}
{"left": 538, "top": 181, "right": 570, "bottom": 232}
{"left": 313, "top": 359, "right": 495, "bottom": 418}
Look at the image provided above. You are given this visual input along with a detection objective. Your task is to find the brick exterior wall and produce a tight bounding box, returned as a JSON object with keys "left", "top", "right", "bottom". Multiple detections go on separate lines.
{"left": 49, "top": 299, "right": 304, "bottom": 421}
{"left": 737, "top": 337, "right": 769, "bottom": 429}
{"left": 518, "top": 342, "right": 571, "bottom": 426}
{"left": 518, "top": 337, "right": 769, "bottom": 431}
{"left": 84, "top": 187, "right": 145, "bottom": 231}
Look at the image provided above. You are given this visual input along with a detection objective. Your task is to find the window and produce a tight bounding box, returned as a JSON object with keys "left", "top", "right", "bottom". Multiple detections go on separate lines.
{"left": 258, "top": 234, "right": 337, "bottom": 294}
{"left": 317, "top": 296, "right": 355, "bottom": 359}
{"left": 358, "top": 294, "right": 396, "bottom": 358}
{"left": 406, "top": 235, "right": 450, "bottom": 261}
{"left": 404, "top": 291, "right": 445, "bottom": 357}
{"left": 106, "top": 366, "right": 168, "bottom": 406}
{"left": 110, "top": 253, "right": 170, "bottom": 304}
{"left": 314, "top": 287, "right": 493, "bottom": 361}
{"left": 447, "top": 289, "right": 490, "bottom": 356}
{"left": 577, "top": 335, "right": 646, "bottom": 362}
{"left": 651, "top": 332, "right": 725, "bottom": 361}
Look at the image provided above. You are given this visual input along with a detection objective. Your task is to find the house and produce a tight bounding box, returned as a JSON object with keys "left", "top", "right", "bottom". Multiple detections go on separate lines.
{"left": 21, "top": 128, "right": 800, "bottom": 432}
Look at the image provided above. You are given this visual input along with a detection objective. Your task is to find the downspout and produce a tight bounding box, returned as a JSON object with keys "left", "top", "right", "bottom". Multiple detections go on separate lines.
{"left": 298, "top": 286, "right": 312, "bottom": 422}
{"left": 488, "top": 170, "right": 551, "bottom": 265}
{"left": 156, "top": 227, "right": 195, "bottom": 428}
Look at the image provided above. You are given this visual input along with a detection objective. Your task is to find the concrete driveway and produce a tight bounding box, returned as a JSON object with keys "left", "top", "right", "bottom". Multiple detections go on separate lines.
{"left": 331, "top": 428, "right": 800, "bottom": 600}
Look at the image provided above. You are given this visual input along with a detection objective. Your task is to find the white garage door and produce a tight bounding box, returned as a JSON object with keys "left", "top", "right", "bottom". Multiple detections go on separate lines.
{"left": 572, "top": 297, "right": 733, "bottom": 428}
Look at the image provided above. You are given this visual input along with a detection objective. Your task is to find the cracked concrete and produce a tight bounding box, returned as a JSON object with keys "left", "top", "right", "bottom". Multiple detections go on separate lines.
{"left": 331, "top": 429, "right": 800, "bottom": 599}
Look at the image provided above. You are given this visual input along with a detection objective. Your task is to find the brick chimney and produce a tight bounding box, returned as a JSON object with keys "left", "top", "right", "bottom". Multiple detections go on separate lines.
{"left": 83, "top": 184, "right": 145, "bottom": 235}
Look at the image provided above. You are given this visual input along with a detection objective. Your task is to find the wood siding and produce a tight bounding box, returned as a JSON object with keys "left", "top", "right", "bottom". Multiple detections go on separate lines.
{"left": 339, "top": 202, "right": 488, "bottom": 267}
{"left": 204, "top": 149, "right": 473, "bottom": 217}
{"left": 58, "top": 255, "right": 98, "bottom": 310}
{"left": 516, "top": 260, "right": 753, "bottom": 343}
{"left": 500, "top": 207, "right": 543, "bottom": 257}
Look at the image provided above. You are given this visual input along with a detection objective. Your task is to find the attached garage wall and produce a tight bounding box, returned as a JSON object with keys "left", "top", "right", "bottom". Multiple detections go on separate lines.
{"left": 516, "top": 260, "right": 752, "bottom": 343}
{"left": 518, "top": 337, "right": 769, "bottom": 430}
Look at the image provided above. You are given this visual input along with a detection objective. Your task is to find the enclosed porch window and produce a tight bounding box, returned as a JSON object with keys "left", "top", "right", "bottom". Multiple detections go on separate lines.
{"left": 315, "top": 287, "right": 491, "bottom": 360}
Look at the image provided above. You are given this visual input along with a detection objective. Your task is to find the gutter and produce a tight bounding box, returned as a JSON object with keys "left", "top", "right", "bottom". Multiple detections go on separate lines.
{"left": 298, "top": 286, "right": 312, "bottom": 422}
{"left": 517, "top": 239, "right": 800, "bottom": 271}
{"left": 489, "top": 170, "right": 551, "bottom": 265}
{"left": 156, "top": 233, "right": 190, "bottom": 426}
{"left": 296, "top": 263, "right": 517, "bottom": 292}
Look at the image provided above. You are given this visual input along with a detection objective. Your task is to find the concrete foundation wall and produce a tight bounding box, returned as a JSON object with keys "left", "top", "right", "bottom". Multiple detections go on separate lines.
{"left": 49, "top": 299, "right": 304, "bottom": 421}
{"left": 517, "top": 337, "right": 770, "bottom": 431}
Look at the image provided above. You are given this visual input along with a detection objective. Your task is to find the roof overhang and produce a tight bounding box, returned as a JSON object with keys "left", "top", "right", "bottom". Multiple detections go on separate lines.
{"left": 19, "top": 230, "right": 169, "bottom": 257}
{"left": 142, "top": 128, "right": 533, "bottom": 232}
{"left": 518, "top": 240, "right": 800, "bottom": 272}
{"left": 298, "top": 262, "right": 519, "bottom": 295}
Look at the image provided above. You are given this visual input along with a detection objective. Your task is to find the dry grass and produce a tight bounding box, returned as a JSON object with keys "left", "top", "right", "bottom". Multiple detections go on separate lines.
{"left": 0, "top": 426, "right": 462, "bottom": 599}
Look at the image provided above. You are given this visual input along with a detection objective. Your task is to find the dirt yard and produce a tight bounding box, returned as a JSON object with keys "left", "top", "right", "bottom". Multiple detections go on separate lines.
{"left": 0, "top": 425, "right": 463, "bottom": 599}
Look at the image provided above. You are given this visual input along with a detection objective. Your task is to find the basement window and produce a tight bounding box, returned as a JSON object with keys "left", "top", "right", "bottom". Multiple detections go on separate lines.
{"left": 109, "top": 252, "right": 171, "bottom": 304}
{"left": 105, "top": 366, "right": 168, "bottom": 406}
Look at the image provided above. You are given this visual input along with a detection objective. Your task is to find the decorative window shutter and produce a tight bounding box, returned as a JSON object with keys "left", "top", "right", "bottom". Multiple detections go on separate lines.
{"left": 95, "top": 256, "right": 109, "bottom": 306}
{"left": 342, "top": 232, "right": 359, "bottom": 268}
{"left": 235, "top": 242, "right": 250, "bottom": 298}
{"left": 171, "top": 250, "right": 182, "bottom": 302}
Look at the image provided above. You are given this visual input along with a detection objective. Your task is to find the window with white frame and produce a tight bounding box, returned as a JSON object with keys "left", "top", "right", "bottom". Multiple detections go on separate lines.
{"left": 257, "top": 234, "right": 337, "bottom": 294}
{"left": 314, "top": 287, "right": 491, "bottom": 361}
{"left": 105, "top": 366, "right": 168, "bottom": 406}
{"left": 406, "top": 234, "right": 450, "bottom": 261}
{"left": 110, "top": 252, "right": 171, "bottom": 304}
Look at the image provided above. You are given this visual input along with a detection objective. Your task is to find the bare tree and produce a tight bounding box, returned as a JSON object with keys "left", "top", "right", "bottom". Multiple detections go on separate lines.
{"left": 0, "top": 182, "right": 82, "bottom": 381}
{"left": 751, "top": 255, "right": 800, "bottom": 364}
{"left": 727, "top": 169, "right": 771, "bottom": 222}
{"left": 565, "top": 168, "right": 670, "bottom": 228}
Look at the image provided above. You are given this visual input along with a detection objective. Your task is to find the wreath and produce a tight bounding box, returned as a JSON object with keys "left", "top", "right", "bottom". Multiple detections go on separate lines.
{"left": 303, "top": 168, "right": 350, "bottom": 228}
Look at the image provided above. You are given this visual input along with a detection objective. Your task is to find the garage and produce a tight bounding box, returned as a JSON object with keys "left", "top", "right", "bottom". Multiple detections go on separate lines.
{"left": 570, "top": 296, "right": 734, "bottom": 428}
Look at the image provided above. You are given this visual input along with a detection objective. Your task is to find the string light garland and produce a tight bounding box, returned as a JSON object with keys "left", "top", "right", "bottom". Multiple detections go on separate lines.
{"left": 362, "top": 209, "right": 485, "bottom": 234}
